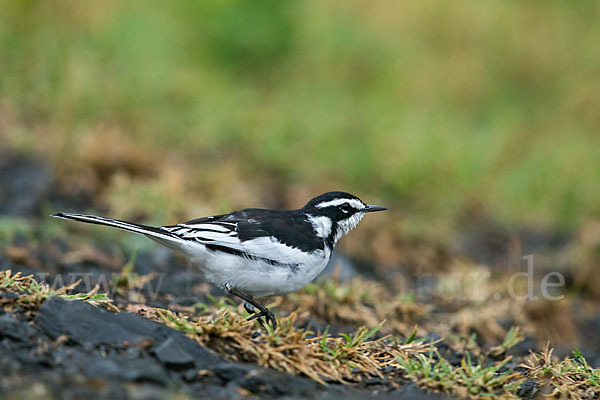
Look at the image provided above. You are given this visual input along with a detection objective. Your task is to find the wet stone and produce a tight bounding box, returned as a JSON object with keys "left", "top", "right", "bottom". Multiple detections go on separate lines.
{"left": 83, "top": 357, "right": 121, "bottom": 379}
{"left": 391, "top": 382, "right": 448, "bottom": 399}
{"left": 115, "top": 356, "right": 169, "bottom": 385}
{"left": 239, "top": 366, "right": 318, "bottom": 397}
{"left": 212, "top": 362, "right": 255, "bottom": 382}
{"left": 36, "top": 297, "right": 223, "bottom": 370}
{"left": 0, "top": 313, "right": 36, "bottom": 341}
{"left": 517, "top": 379, "right": 539, "bottom": 399}
{"left": 151, "top": 336, "right": 196, "bottom": 369}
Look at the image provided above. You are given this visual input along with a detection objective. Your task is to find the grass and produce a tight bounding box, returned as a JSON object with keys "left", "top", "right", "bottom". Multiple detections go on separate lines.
{"left": 0, "top": 269, "right": 116, "bottom": 311}
{"left": 280, "top": 270, "right": 525, "bottom": 346}
{"left": 522, "top": 344, "right": 600, "bottom": 398}
{"left": 281, "top": 272, "right": 428, "bottom": 335}
{"left": 155, "top": 306, "right": 431, "bottom": 385}
{"left": 1, "top": 4, "right": 599, "bottom": 392}
{"left": 489, "top": 327, "right": 524, "bottom": 358}
{"left": 141, "top": 295, "right": 600, "bottom": 397}
{"left": 1, "top": 268, "right": 598, "bottom": 396}
{"left": 1, "top": 1, "right": 600, "bottom": 240}
{"left": 396, "top": 331, "right": 600, "bottom": 398}
{"left": 112, "top": 250, "right": 155, "bottom": 291}
{"left": 396, "top": 351, "right": 524, "bottom": 398}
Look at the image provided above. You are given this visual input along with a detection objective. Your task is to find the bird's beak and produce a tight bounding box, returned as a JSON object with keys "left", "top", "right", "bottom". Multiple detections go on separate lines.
{"left": 365, "top": 204, "right": 388, "bottom": 212}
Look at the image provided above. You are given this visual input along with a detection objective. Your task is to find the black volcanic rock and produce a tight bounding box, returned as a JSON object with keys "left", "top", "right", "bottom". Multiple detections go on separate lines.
{"left": 0, "top": 313, "right": 36, "bottom": 341}
{"left": 36, "top": 297, "right": 222, "bottom": 370}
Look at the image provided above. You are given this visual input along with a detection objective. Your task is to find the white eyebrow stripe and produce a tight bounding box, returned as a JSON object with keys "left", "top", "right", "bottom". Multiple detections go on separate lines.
{"left": 315, "top": 198, "right": 364, "bottom": 209}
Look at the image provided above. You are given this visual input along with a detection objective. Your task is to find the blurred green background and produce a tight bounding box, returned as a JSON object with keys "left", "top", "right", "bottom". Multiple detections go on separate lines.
{"left": 1, "top": 0, "right": 599, "bottom": 241}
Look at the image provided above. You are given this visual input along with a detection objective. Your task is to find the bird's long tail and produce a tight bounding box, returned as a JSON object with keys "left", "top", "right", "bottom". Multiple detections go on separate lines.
{"left": 51, "top": 212, "right": 183, "bottom": 248}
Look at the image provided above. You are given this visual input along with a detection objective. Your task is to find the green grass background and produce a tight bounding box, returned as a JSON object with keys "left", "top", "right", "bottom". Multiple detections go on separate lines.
{"left": 1, "top": 1, "right": 599, "bottom": 237}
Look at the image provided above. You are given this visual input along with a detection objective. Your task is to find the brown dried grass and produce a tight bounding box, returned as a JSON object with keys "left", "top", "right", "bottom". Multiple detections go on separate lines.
{"left": 152, "top": 305, "right": 433, "bottom": 385}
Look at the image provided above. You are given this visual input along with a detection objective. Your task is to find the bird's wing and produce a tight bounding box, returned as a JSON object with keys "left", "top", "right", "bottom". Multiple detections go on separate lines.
{"left": 160, "top": 209, "right": 323, "bottom": 266}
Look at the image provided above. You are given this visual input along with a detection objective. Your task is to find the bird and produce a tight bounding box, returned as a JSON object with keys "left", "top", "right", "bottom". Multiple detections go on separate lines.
{"left": 52, "top": 191, "right": 387, "bottom": 330}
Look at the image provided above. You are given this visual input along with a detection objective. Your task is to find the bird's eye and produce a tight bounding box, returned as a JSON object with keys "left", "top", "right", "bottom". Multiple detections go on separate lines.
{"left": 341, "top": 204, "right": 351, "bottom": 213}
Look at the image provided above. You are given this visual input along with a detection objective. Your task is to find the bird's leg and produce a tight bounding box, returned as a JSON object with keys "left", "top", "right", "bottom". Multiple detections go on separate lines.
{"left": 242, "top": 300, "right": 255, "bottom": 314}
{"left": 242, "top": 300, "right": 268, "bottom": 331}
{"left": 224, "top": 283, "right": 277, "bottom": 331}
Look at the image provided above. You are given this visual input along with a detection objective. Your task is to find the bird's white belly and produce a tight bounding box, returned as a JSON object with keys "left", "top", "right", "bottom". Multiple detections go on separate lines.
{"left": 186, "top": 243, "right": 330, "bottom": 297}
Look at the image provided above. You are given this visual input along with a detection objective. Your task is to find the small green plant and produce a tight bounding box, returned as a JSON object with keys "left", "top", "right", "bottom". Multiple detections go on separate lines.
{"left": 397, "top": 348, "right": 524, "bottom": 398}
{"left": 112, "top": 250, "right": 137, "bottom": 288}
{"left": 320, "top": 321, "right": 385, "bottom": 363}
{"left": 340, "top": 321, "right": 384, "bottom": 348}
{"left": 572, "top": 349, "right": 600, "bottom": 387}
{"left": 402, "top": 326, "right": 419, "bottom": 344}
{"left": 489, "top": 326, "right": 524, "bottom": 357}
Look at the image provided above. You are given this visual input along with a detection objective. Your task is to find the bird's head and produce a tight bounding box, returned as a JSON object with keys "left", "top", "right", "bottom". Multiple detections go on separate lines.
{"left": 303, "top": 191, "right": 387, "bottom": 246}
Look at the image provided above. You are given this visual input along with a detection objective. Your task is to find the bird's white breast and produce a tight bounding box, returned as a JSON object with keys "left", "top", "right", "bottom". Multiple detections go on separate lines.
{"left": 182, "top": 236, "right": 330, "bottom": 298}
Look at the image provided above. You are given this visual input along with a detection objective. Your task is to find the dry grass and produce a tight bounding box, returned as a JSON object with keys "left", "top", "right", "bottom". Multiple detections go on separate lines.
{"left": 280, "top": 269, "right": 526, "bottom": 348}
{"left": 152, "top": 304, "right": 433, "bottom": 385}
{"left": 280, "top": 272, "right": 429, "bottom": 336}
{"left": 522, "top": 343, "right": 600, "bottom": 399}
{"left": 0, "top": 269, "right": 117, "bottom": 312}
{"left": 2, "top": 268, "right": 599, "bottom": 397}
{"left": 149, "top": 294, "right": 600, "bottom": 398}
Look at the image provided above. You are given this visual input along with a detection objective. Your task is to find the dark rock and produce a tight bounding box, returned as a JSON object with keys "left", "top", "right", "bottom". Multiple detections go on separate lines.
{"left": 581, "top": 315, "right": 600, "bottom": 366}
{"left": 183, "top": 368, "right": 199, "bottom": 382}
{"left": 116, "top": 356, "right": 169, "bottom": 385}
{"left": 36, "top": 297, "right": 222, "bottom": 370}
{"left": 0, "top": 313, "right": 36, "bottom": 341}
{"left": 0, "top": 291, "right": 20, "bottom": 301}
{"left": 213, "top": 362, "right": 255, "bottom": 382}
{"left": 83, "top": 357, "right": 121, "bottom": 379}
{"left": 212, "top": 361, "right": 322, "bottom": 397}
{"left": 151, "top": 336, "right": 196, "bottom": 369}
{"left": 0, "top": 155, "right": 53, "bottom": 217}
{"left": 239, "top": 366, "right": 318, "bottom": 397}
{"left": 124, "top": 383, "right": 172, "bottom": 400}
{"left": 517, "top": 379, "right": 539, "bottom": 399}
{"left": 188, "top": 381, "right": 246, "bottom": 400}
{"left": 509, "top": 336, "right": 537, "bottom": 357}
{"left": 391, "top": 382, "right": 448, "bottom": 399}
{"left": 363, "top": 376, "right": 387, "bottom": 385}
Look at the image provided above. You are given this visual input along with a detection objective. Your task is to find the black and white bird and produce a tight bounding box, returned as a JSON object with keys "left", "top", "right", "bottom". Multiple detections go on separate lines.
{"left": 52, "top": 191, "right": 386, "bottom": 330}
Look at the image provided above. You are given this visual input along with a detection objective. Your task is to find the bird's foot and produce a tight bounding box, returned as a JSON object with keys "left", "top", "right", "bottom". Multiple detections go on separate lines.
{"left": 246, "top": 308, "right": 277, "bottom": 331}
{"left": 226, "top": 285, "right": 277, "bottom": 332}
{"left": 243, "top": 301, "right": 268, "bottom": 330}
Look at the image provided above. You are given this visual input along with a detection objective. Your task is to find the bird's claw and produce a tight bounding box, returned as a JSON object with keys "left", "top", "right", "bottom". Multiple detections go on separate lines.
{"left": 246, "top": 308, "right": 277, "bottom": 331}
